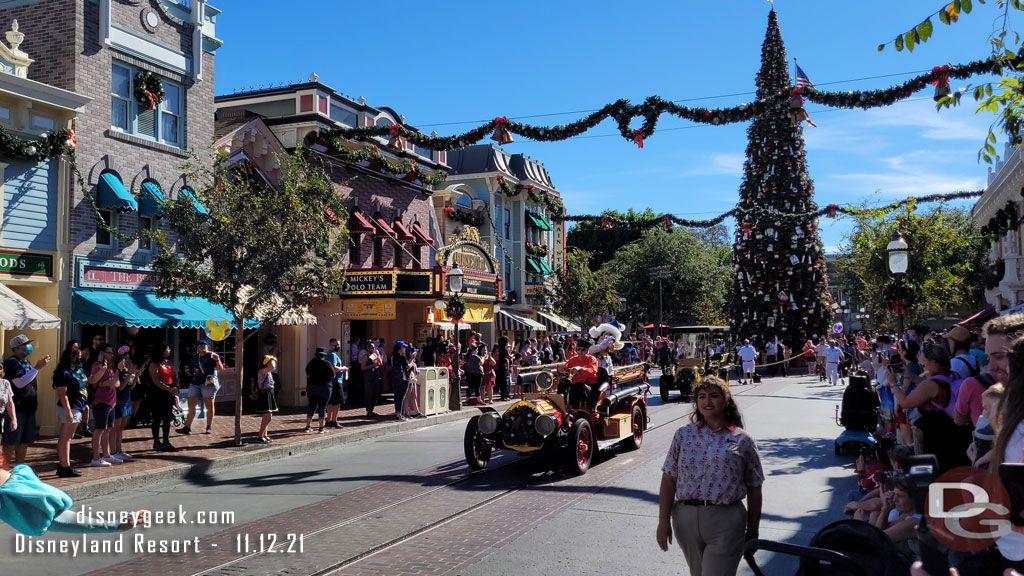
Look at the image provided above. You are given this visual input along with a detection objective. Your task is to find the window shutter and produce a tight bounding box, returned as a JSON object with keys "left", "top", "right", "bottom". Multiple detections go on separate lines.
{"left": 137, "top": 107, "right": 156, "bottom": 138}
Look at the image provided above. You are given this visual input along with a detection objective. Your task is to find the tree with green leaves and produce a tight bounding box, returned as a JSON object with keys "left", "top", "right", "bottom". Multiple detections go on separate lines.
{"left": 566, "top": 208, "right": 661, "bottom": 269}
{"left": 879, "top": 0, "right": 1024, "bottom": 163}
{"left": 607, "top": 227, "right": 731, "bottom": 328}
{"left": 839, "top": 204, "right": 987, "bottom": 325}
{"left": 151, "top": 150, "right": 348, "bottom": 446}
{"left": 553, "top": 247, "right": 620, "bottom": 331}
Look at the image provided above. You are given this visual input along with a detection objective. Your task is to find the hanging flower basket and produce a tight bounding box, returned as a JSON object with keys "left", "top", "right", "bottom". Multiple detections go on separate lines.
{"left": 134, "top": 71, "right": 164, "bottom": 111}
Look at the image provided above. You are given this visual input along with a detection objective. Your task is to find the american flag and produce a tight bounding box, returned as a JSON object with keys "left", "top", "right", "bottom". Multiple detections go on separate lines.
{"left": 795, "top": 63, "right": 815, "bottom": 89}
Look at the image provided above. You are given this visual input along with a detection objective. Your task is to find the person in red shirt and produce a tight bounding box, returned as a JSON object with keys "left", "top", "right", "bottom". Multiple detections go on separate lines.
{"left": 559, "top": 339, "right": 598, "bottom": 408}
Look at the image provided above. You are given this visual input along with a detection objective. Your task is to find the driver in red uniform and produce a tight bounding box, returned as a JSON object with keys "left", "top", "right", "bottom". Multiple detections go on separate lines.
{"left": 560, "top": 339, "right": 599, "bottom": 408}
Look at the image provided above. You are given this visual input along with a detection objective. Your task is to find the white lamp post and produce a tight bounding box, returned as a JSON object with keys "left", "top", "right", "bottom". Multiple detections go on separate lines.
{"left": 886, "top": 232, "right": 910, "bottom": 335}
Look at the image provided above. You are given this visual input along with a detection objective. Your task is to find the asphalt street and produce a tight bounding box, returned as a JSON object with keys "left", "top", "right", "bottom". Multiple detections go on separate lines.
{"left": 2, "top": 371, "right": 857, "bottom": 576}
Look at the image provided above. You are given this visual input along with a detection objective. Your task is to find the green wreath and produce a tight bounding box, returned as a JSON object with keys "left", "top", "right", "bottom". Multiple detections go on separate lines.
{"left": 134, "top": 71, "right": 164, "bottom": 111}
{"left": 445, "top": 293, "right": 467, "bottom": 321}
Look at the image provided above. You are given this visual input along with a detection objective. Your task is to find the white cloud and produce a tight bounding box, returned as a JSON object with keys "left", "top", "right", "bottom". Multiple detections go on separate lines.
{"left": 684, "top": 153, "right": 747, "bottom": 176}
{"left": 829, "top": 171, "right": 983, "bottom": 197}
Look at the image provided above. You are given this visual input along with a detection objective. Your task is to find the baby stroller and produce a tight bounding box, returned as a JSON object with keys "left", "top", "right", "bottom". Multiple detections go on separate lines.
{"left": 743, "top": 519, "right": 911, "bottom": 575}
{"left": 170, "top": 395, "right": 186, "bottom": 428}
{"left": 834, "top": 370, "right": 879, "bottom": 455}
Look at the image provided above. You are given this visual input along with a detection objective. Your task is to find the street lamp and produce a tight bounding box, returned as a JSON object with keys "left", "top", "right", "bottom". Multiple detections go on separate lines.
{"left": 446, "top": 265, "right": 464, "bottom": 411}
{"left": 887, "top": 231, "right": 910, "bottom": 336}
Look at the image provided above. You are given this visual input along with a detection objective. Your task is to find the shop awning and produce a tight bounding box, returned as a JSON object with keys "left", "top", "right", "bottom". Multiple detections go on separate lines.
{"left": 236, "top": 286, "right": 318, "bottom": 326}
{"left": 412, "top": 221, "right": 434, "bottom": 245}
{"left": 72, "top": 290, "right": 259, "bottom": 329}
{"left": 1001, "top": 303, "right": 1024, "bottom": 316}
{"left": 139, "top": 181, "right": 165, "bottom": 217}
{"left": 392, "top": 220, "right": 417, "bottom": 242}
{"left": 958, "top": 305, "right": 997, "bottom": 326}
{"left": 525, "top": 211, "right": 553, "bottom": 231}
{"left": 179, "top": 188, "right": 209, "bottom": 215}
{"left": 431, "top": 322, "right": 471, "bottom": 331}
{"left": 373, "top": 214, "right": 396, "bottom": 238}
{"left": 0, "top": 282, "right": 60, "bottom": 330}
{"left": 496, "top": 309, "right": 546, "bottom": 332}
{"left": 97, "top": 171, "right": 137, "bottom": 213}
{"left": 347, "top": 207, "right": 376, "bottom": 234}
{"left": 536, "top": 310, "right": 581, "bottom": 333}
{"left": 526, "top": 256, "right": 553, "bottom": 275}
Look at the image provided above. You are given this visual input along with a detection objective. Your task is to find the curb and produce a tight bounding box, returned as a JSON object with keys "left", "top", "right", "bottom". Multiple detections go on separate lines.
{"left": 62, "top": 403, "right": 508, "bottom": 502}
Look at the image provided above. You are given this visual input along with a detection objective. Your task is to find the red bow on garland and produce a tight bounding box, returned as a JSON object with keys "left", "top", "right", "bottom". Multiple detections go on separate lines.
{"left": 389, "top": 123, "right": 402, "bottom": 137}
{"left": 930, "top": 65, "right": 950, "bottom": 87}
{"left": 632, "top": 129, "right": 644, "bottom": 149}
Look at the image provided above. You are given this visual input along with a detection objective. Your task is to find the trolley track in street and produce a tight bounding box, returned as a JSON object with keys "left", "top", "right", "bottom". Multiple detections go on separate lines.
{"left": 189, "top": 405, "right": 692, "bottom": 576}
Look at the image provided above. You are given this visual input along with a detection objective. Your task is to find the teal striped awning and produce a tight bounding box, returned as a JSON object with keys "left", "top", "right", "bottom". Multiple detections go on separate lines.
{"left": 139, "top": 180, "right": 165, "bottom": 217}
{"left": 179, "top": 187, "right": 208, "bottom": 215}
{"left": 72, "top": 289, "right": 259, "bottom": 329}
{"left": 97, "top": 171, "right": 137, "bottom": 213}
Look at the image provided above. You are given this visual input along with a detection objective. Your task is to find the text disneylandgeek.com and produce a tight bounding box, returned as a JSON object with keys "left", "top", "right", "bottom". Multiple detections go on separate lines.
{"left": 11, "top": 505, "right": 306, "bottom": 557}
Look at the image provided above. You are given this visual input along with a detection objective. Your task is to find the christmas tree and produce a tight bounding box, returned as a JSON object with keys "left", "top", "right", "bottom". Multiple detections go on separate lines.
{"left": 730, "top": 10, "right": 832, "bottom": 346}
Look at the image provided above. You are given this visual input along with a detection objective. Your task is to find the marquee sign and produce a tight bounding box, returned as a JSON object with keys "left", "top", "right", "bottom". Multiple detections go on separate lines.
{"left": 342, "top": 271, "right": 397, "bottom": 295}
{"left": 436, "top": 227, "right": 498, "bottom": 275}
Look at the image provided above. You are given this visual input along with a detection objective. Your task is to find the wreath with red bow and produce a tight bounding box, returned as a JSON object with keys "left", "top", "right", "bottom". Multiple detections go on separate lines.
{"left": 133, "top": 71, "right": 165, "bottom": 111}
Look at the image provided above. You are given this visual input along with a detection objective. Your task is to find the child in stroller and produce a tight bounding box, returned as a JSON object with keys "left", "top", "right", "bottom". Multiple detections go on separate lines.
{"left": 835, "top": 370, "right": 881, "bottom": 455}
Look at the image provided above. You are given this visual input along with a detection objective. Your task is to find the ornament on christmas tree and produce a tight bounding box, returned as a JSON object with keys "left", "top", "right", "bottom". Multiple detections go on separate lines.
{"left": 386, "top": 123, "right": 406, "bottom": 153}
{"left": 491, "top": 117, "right": 514, "bottom": 145}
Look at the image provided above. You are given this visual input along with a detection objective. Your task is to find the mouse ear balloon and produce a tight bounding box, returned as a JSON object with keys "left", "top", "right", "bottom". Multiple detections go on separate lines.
{"left": 204, "top": 318, "right": 232, "bottom": 342}
{"left": 833, "top": 323, "right": 844, "bottom": 334}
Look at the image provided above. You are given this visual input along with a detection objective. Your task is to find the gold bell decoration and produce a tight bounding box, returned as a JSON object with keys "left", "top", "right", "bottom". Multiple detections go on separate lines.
{"left": 931, "top": 65, "right": 951, "bottom": 102}
{"left": 386, "top": 123, "right": 406, "bottom": 153}
{"left": 491, "top": 116, "right": 514, "bottom": 145}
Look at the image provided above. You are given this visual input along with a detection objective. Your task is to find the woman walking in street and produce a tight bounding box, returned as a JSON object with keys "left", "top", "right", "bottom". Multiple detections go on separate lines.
{"left": 361, "top": 341, "right": 382, "bottom": 418}
{"left": 254, "top": 355, "right": 277, "bottom": 442}
{"left": 148, "top": 344, "right": 178, "bottom": 451}
{"left": 52, "top": 341, "right": 85, "bottom": 477}
{"left": 656, "top": 376, "right": 764, "bottom": 576}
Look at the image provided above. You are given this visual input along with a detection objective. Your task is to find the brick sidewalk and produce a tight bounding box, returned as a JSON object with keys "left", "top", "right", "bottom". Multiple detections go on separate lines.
{"left": 18, "top": 392, "right": 508, "bottom": 491}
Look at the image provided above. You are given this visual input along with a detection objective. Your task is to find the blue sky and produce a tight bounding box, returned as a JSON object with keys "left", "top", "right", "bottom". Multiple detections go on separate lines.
{"left": 212, "top": 0, "right": 1004, "bottom": 251}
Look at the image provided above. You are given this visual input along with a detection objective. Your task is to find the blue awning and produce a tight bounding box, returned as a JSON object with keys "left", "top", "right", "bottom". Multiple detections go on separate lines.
{"left": 72, "top": 289, "right": 259, "bottom": 329}
{"left": 139, "top": 181, "right": 165, "bottom": 217}
{"left": 179, "top": 188, "right": 208, "bottom": 215}
{"left": 97, "top": 171, "right": 138, "bottom": 213}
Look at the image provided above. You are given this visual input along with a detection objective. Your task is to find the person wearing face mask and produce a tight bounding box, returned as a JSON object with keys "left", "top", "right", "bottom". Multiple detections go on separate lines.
{"left": 325, "top": 338, "right": 349, "bottom": 428}
{"left": 2, "top": 334, "right": 50, "bottom": 465}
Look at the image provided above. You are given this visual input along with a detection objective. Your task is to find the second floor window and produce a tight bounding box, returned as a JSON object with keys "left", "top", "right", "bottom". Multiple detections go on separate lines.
{"left": 112, "top": 63, "right": 183, "bottom": 147}
{"left": 96, "top": 209, "right": 115, "bottom": 249}
{"left": 504, "top": 209, "right": 511, "bottom": 239}
{"left": 139, "top": 216, "right": 154, "bottom": 251}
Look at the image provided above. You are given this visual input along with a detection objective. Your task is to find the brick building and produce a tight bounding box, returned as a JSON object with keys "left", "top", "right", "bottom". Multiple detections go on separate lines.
{"left": 215, "top": 77, "right": 480, "bottom": 408}
{"left": 0, "top": 0, "right": 229, "bottom": 426}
